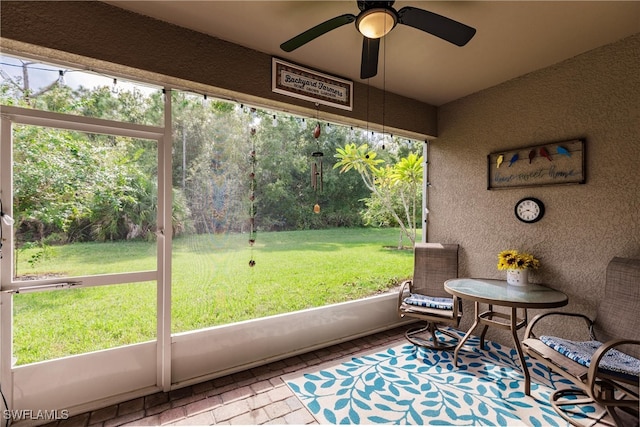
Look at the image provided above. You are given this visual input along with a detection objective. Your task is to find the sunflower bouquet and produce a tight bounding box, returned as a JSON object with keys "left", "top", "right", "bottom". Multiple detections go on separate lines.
{"left": 497, "top": 250, "right": 540, "bottom": 270}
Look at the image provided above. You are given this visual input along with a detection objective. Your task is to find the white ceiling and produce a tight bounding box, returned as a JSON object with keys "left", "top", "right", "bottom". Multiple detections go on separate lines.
{"left": 105, "top": 1, "right": 640, "bottom": 106}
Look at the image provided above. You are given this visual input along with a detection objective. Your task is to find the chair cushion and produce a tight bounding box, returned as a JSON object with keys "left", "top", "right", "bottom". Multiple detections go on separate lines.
{"left": 540, "top": 336, "right": 640, "bottom": 381}
{"left": 403, "top": 294, "right": 453, "bottom": 310}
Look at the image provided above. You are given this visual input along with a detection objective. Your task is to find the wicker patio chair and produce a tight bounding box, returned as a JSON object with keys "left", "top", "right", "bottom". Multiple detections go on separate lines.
{"left": 398, "top": 243, "right": 461, "bottom": 350}
{"left": 522, "top": 257, "right": 640, "bottom": 427}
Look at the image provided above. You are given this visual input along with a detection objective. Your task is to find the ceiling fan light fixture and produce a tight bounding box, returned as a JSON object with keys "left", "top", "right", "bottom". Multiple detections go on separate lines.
{"left": 356, "top": 8, "right": 396, "bottom": 39}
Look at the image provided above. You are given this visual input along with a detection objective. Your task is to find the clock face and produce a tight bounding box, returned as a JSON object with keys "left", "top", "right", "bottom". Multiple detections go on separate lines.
{"left": 515, "top": 198, "right": 545, "bottom": 223}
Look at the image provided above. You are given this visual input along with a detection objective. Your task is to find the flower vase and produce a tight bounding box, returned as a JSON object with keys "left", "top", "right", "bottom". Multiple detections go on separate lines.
{"left": 506, "top": 268, "right": 529, "bottom": 286}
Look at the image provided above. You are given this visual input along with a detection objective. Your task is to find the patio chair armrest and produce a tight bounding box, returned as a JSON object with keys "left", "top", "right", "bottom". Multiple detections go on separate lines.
{"left": 524, "top": 311, "right": 593, "bottom": 340}
{"left": 587, "top": 339, "right": 640, "bottom": 403}
{"left": 589, "top": 338, "right": 640, "bottom": 378}
{"left": 398, "top": 279, "right": 412, "bottom": 308}
{"left": 452, "top": 295, "right": 460, "bottom": 318}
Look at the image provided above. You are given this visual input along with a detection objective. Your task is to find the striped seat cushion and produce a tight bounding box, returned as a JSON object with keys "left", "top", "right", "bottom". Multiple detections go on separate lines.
{"left": 540, "top": 336, "right": 640, "bottom": 381}
{"left": 403, "top": 294, "right": 453, "bottom": 310}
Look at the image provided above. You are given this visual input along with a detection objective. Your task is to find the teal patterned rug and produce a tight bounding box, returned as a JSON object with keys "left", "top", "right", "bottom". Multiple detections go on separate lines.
{"left": 284, "top": 330, "right": 592, "bottom": 425}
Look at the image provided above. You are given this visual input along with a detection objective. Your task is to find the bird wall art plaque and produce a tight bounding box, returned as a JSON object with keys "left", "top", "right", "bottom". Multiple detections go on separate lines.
{"left": 487, "top": 139, "right": 585, "bottom": 189}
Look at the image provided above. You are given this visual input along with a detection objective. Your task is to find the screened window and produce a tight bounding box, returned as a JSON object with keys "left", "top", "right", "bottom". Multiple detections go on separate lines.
{"left": 169, "top": 91, "right": 421, "bottom": 333}
{"left": 0, "top": 54, "right": 163, "bottom": 125}
{"left": 1, "top": 54, "right": 423, "bottom": 364}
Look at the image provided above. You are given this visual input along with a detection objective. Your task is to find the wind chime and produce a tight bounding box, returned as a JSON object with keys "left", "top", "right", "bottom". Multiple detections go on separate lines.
{"left": 311, "top": 122, "right": 323, "bottom": 214}
{"left": 248, "top": 124, "right": 257, "bottom": 267}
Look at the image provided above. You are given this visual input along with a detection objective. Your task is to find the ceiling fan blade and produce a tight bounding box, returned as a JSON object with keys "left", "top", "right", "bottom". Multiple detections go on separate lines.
{"left": 360, "top": 37, "right": 380, "bottom": 79}
{"left": 280, "top": 14, "right": 356, "bottom": 52}
{"left": 397, "top": 6, "right": 476, "bottom": 47}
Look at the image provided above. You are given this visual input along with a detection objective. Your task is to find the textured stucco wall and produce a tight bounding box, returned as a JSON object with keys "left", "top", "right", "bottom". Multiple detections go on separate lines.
{"left": 0, "top": 1, "right": 437, "bottom": 138}
{"left": 429, "top": 33, "right": 640, "bottom": 343}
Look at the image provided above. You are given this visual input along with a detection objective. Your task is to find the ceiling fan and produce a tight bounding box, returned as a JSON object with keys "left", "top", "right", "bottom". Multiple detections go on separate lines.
{"left": 280, "top": 1, "right": 476, "bottom": 79}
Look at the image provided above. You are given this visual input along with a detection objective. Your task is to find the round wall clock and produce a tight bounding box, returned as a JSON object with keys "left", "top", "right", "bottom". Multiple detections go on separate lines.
{"left": 514, "top": 197, "right": 545, "bottom": 223}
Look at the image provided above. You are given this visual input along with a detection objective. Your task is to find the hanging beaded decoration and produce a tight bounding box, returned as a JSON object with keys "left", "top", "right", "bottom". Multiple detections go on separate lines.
{"left": 311, "top": 118, "right": 323, "bottom": 214}
{"left": 248, "top": 126, "right": 257, "bottom": 267}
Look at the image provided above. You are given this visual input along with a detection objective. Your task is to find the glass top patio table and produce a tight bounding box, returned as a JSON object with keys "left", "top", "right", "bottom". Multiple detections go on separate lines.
{"left": 444, "top": 278, "right": 568, "bottom": 395}
{"left": 444, "top": 278, "right": 568, "bottom": 308}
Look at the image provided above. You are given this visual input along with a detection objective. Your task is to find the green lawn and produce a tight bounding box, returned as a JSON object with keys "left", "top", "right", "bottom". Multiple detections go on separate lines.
{"left": 12, "top": 228, "right": 416, "bottom": 364}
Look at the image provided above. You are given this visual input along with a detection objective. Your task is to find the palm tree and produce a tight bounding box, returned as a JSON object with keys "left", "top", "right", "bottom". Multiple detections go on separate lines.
{"left": 334, "top": 143, "right": 423, "bottom": 248}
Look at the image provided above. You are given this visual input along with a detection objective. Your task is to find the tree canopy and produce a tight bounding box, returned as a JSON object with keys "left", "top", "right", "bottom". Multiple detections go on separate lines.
{"left": 1, "top": 60, "right": 423, "bottom": 249}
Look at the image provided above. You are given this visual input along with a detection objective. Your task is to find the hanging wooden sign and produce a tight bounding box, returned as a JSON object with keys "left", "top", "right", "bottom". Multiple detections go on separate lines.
{"left": 272, "top": 58, "right": 353, "bottom": 111}
{"left": 487, "top": 138, "right": 586, "bottom": 189}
